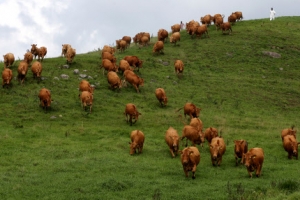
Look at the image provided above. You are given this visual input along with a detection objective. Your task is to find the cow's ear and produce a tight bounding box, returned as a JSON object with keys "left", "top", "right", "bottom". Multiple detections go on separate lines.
{"left": 128, "top": 142, "right": 131, "bottom": 144}
{"left": 289, "top": 137, "right": 293, "bottom": 142}
{"left": 297, "top": 142, "right": 300, "bottom": 146}
{"left": 240, "top": 140, "right": 244, "bottom": 144}
{"left": 210, "top": 145, "right": 213, "bottom": 149}
{"left": 189, "top": 151, "right": 194, "bottom": 155}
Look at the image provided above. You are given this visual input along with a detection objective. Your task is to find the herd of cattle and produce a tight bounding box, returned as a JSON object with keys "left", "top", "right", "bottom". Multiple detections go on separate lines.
{"left": 2, "top": 11, "right": 299, "bottom": 179}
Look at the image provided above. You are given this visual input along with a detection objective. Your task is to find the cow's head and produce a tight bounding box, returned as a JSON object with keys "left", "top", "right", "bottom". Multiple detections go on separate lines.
{"left": 31, "top": 44, "right": 37, "bottom": 54}
{"left": 162, "top": 96, "right": 168, "bottom": 106}
{"left": 129, "top": 141, "right": 139, "bottom": 155}
{"left": 289, "top": 137, "right": 299, "bottom": 156}
{"left": 234, "top": 140, "right": 245, "bottom": 155}
{"left": 243, "top": 152, "right": 255, "bottom": 169}
{"left": 169, "top": 136, "right": 179, "bottom": 152}
{"left": 181, "top": 148, "right": 193, "bottom": 165}
{"left": 210, "top": 140, "right": 223, "bottom": 160}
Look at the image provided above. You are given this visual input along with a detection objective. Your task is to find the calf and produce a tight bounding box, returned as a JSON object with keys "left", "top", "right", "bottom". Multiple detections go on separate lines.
{"left": 2, "top": 68, "right": 13, "bottom": 88}
{"left": 243, "top": 148, "right": 264, "bottom": 178}
{"left": 38, "top": 88, "right": 52, "bottom": 111}
{"left": 66, "top": 47, "right": 76, "bottom": 64}
{"left": 209, "top": 137, "right": 226, "bottom": 166}
{"left": 220, "top": 22, "right": 232, "bottom": 34}
{"left": 283, "top": 135, "right": 299, "bottom": 160}
{"left": 116, "top": 39, "right": 127, "bottom": 52}
{"left": 155, "top": 88, "right": 168, "bottom": 107}
{"left": 61, "top": 44, "right": 72, "bottom": 57}
{"left": 102, "top": 51, "right": 116, "bottom": 63}
{"left": 3, "top": 53, "right": 15, "bottom": 68}
{"left": 124, "top": 70, "right": 144, "bottom": 93}
{"left": 102, "top": 45, "right": 115, "bottom": 55}
{"left": 204, "top": 127, "right": 218, "bottom": 144}
{"left": 153, "top": 41, "right": 164, "bottom": 54}
{"left": 196, "top": 25, "right": 209, "bottom": 38}
{"left": 189, "top": 118, "right": 203, "bottom": 133}
{"left": 180, "top": 147, "right": 200, "bottom": 179}
{"left": 165, "top": 127, "right": 180, "bottom": 158}
{"left": 157, "top": 29, "right": 168, "bottom": 43}
{"left": 177, "top": 103, "right": 201, "bottom": 119}
{"left": 124, "top": 103, "right": 141, "bottom": 126}
{"left": 31, "top": 61, "right": 43, "bottom": 82}
{"left": 171, "top": 24, "right": 181, "bottom": 33}
{"left": 24, "top": 52, "right": 33, "bottom": 65}
{"left": 79, "top": 91, "right": 93, "bottom": 113}
{"left": 101, "top": 59, "right": 118, "bottom": 75}
{"left": 170, "top": 32, "right": 180, "bottom": 46}
{"left": 129, "top": 130, "right": 145, "bottom": 155}
{"left": 17, "top": 61, "right": 29, "bottom": 84}
{"left": 234, "top": 140, "right": 248, "bottom": 165}
{"left": 119, "top": 59, "right": 133, "bottom": 74}
{"left": 174, "top": 60, "right": 184, "bottom": 76}
{"left": 107, "top": 71, "right": 124, "bottom": 89}
{"left": 181, "top": 125, "right": 205, "bottom": 147}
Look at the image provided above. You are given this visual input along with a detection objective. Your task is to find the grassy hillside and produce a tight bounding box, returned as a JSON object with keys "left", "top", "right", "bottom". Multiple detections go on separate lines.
{"left": 1, "top": 16, "right": 300, "bottom": 199}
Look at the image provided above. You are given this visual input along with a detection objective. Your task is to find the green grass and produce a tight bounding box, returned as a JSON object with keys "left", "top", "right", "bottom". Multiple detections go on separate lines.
{"left": 1, "top": 16, "right": 300, "bottom": 199}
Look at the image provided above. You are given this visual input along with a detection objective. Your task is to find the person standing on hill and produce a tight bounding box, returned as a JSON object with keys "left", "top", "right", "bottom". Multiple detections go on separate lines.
{"left": 270, "top": 7, "right": 276, "bottom": 21}
{"left": 180, "top": 21, "right": 185, "bottom": 30}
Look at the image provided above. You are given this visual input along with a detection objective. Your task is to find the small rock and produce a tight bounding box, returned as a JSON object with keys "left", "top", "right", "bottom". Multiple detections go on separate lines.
{"left": 88, "top": 76, "right": 93, "bottom": 79}
{"left": 262, "top": 51, "right": 281, "bottom": 58}
{"left": 73, "top": 69, "right": 79, "bottom": 74}
{"left": 53, "top": 77, "right": 59, "bottom": 80}
{"left": 162, "top": 62, "right": 169, "bottom": 66}
{"left": 63, "top": 65, "right": 69, "bottom": 69}
{"left": 166, "top": 76, "right": 170, "bottom": 79}
{"left": 61, "top": 74, "right": 69, "bottom": 79}
{"left": 79, "top": 74, "right": 87, "bottom": 78}
{"left": 279, "top": 68, "right": 283, "bottom": 71}
{"left": 50, "top": 116, "right": 56, "bottom": 119}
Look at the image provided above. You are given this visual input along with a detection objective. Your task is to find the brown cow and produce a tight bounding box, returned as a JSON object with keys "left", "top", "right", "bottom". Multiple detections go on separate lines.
{"left": 102, "top": 51, "right": 117, "bottom": 63}
{"left": 204, "top": 127, "right": 218, "bottom": 144}
{"left": 281, "top": 126, "right": 297, "bottom": 141}
{"left": 283, "top": 135, "right": 300, "bottom": 159}
{"left": 38, "top": 88, "right": 52, "bottom": 111}
{"left": 170, "top": 32, "right": 180, "bottom": 45}
{"left": 116, "top": 39, "right": 127, "bottom": 52}
{"left": 3, "top": 53, "right": 15, "bottom": 68}
{"left": 212, "top": 14, "right": 224, "bottom": 23}
{"left": 180, "top": 146, "right": 200, "bottom": 179}
{"left": 200, "top": 14, "right": 213, "bottom": 26}
{"left": 174, "top": 59, "right": 184, "bottom": 76}
{"left": 139, "top": 35, "right": 150, "bottom": 47}
{"left": 119, "top": 59, "right": 133, "bottom": 74}
{"left": 2, "top": 68, "right": 13, "bottom": 88}
{"left": 107, "top": 71, "right": 124, "bottom": 89}
{"left": 177, "top": 103, "right": 201, "bottom": 119}
{"left": 196, "top": 25, "right": 209, "bottom": 38}
{"left": 30, "top": 44, "right": 47, "bottom": 62}
{"left": 214, "top": 16, "right": 224, "bottom": 30}
{"left": 234, "top": 140, "right": 248, "bottom": 165}
{"left": 79, "top": 80, "right": 94, "bottom": 94}
{"left": 228, "top": 13, "right": 237, "bottom": 25}
{"left": 181, "top": 125, "right": 205, "bottom": 147}
{"left": 129, "top": 130, "right": 145, "bottom": 155}
{"left": 24, "top": 51, "right": 33, "bottom": 65}
{"left": 31, "top": 61, "right": 43, "bottom": 82}
{"left": 79, "top": 91, "right": 93, "bottom": 113}
{"left": 233, "top": 11, "right": 243, "bottom": 21}
{"left": 165, "top": 127, "right": 180, "bottom": 158}
{"left": 220, "top": 22, "right": 232, "bottom": 34}
{"left": 210, "top": 137, "right": 226, "bottom": 166}
{"left": 66, "top": 47, "right": 76, "bottom": 64}
{"left": 171, "top": 24, "right": 181, "bottom": 33}
{"left": 17, "top": 61, "right": 29, "bottom": 84}
{"left": 243, "top": 148, "right": 264, "bottom": 178}
{"left": 186, "top": 21, "right": 199, "bottom": 38}
{"left": 102, "top": 45, "right": 116, "bottom": 54}
{"left": 153, "top": 41, "right": 164, "bottom": 54}
{"left": 123, "top": 56, "right": 143, "bottom": 72}
{"left": 124, "top": 103, "right": 141, "bottom": 126}
{"left": 61, "top": 44, "right": 72, "bottom": 57}
{"left": 101, "top": 59, "right": 118, "bottom": 75}
{"left": 157, "top": 29, "right": 168, "bottom": 43}
{"left": 123, "top": 70, "right": 144, "bottom": 93}
{"left": 122, "top": 36, "right": 131, "bottom": 47}
{"left": 155, "top": 88, "right": 168, "bottom": 107}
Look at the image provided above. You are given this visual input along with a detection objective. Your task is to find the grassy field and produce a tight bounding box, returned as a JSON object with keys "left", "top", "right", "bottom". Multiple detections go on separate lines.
{"left": 1, "top": 16, "right": 300, "bottom": 200}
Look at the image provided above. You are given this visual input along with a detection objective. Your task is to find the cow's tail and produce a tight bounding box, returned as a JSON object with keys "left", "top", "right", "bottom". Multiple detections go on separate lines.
{"left": 175, "top": 107, "right": 183, "bottom": 113}
{"left": 291, "top": 125, "right": 295, "bottom": 130}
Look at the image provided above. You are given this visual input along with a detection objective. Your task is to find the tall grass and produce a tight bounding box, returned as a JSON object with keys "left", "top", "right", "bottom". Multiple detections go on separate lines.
{"left": 1, "top": 16, "right": 300, "bottom": 199}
